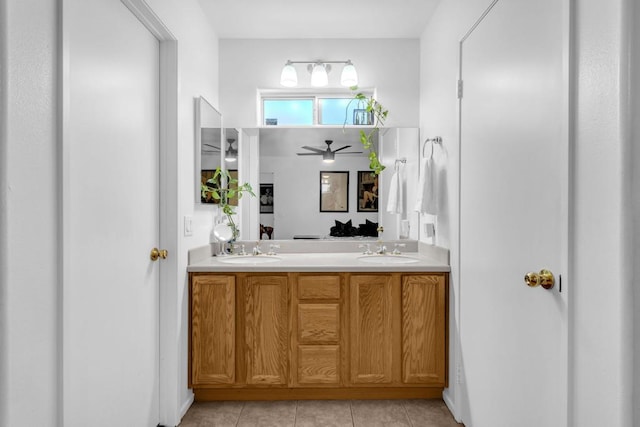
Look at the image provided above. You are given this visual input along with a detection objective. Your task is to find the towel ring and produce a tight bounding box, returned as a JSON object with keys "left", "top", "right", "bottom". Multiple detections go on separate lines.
{"left": 422, "top": 136, "right": 443, "bottom": 159}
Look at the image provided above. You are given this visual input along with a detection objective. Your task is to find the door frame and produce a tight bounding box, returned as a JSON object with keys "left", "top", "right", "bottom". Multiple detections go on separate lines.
{"left": 453, "top": 0, "right": 574, "bottom": 423}
{"left": 60, "top": 0, "right": 179, "bottom": 424}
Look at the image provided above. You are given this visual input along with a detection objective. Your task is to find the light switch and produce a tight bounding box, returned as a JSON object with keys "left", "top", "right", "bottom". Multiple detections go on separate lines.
{"left": 184, "top": 215, "right": 193, "bottom": 236}
{"left": 424, "top": 223, "right": 435, "bottom": 237}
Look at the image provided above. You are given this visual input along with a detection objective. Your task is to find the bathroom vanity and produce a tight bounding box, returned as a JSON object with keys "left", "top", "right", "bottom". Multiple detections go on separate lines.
{"left": 187, "top": 242, "right": 449, "bottom": 401}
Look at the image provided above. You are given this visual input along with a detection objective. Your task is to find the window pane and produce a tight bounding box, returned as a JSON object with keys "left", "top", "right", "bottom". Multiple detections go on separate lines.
{"left": 263, "top": 99, "right": 313, "bottom": 126}
{"left": 319, "top": 98, "right": 371, "bottom": 125}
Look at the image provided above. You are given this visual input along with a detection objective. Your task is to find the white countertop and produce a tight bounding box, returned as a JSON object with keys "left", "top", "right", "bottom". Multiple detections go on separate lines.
{"left": 187, "top": 251, "right": 450, "bottom": 273}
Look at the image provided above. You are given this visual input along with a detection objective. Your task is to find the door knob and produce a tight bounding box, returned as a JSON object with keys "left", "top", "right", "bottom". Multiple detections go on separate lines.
{"left": 524, "top": 269, "right": 555, "bottom": 290}
{"left": 150, "top": 247, "right": 168, "bottom": 261}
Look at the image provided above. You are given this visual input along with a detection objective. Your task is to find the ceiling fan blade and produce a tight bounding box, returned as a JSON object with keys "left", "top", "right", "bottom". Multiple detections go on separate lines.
{"left": 332, "top": 145, "right": 352, "bottom": 153}
{"left": 335, "top": 151, "right": 363, "bottom": 155}
{"left": 204, "top": 144, "right": 220, "bottom": 150}
{"left": 296, "top": 152, "right": 322, "bottom": 156}
{"left": 301, "top": 146, "right": 326, "bottom": 154}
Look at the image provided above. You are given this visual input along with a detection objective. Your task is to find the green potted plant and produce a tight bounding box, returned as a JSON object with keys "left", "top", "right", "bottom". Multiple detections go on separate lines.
{"left": 345, "top": 89, "right": 388, "bottom": 175}
{"left": 201, "top": 167, "right": 255, "bottom": 242}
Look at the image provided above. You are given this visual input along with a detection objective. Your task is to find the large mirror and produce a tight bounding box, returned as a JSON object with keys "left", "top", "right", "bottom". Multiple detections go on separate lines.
{"left": 194, "top": 96, "right": 222, "bottom": 203}
{"left": 257, "top": 128, "right": 380, "bottom": 240}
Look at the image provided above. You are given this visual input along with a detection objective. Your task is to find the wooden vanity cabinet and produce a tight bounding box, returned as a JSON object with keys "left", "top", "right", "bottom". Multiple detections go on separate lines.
{"left": 189, "top": 271, "right": 448, "bottom": 399}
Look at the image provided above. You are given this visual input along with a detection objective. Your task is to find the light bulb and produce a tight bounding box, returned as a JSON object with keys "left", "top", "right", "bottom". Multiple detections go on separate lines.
{"left": 340, "top": 61, "right": 358, "bottom": 87}
{"left": 310, "top": 63, "right": 329, "bottom": 87}
{"left": 280, "top": 62, "right": 297, "bottom": 87}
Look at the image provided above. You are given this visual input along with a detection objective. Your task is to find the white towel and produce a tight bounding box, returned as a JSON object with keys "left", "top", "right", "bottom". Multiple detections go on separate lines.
{"left": 415, "top": 157, "right": 438, "bottom": 215}
{"left": 386, "top": 168, "right": 404, "bottom": 214}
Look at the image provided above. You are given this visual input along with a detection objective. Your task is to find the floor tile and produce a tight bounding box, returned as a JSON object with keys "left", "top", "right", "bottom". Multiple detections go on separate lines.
{"left": 236, "top": 400, "right": 297, "bottom": 427}
{"left": 350, "top": 400, "right": 412, "bottom": 427}
{"left": 402, "top": 399, "right": 463, "bottom": 427}
{"left": 178, "top": 401, "right": 244, "bottom": 427}
{"left": 295, "top": 400, "right": 353, "bottom": 427}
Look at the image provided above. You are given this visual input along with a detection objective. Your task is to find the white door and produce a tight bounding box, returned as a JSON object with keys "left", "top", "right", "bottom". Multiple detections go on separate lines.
{"left": 63, "top": 0, "right": 161, "bottom": 425}
{"left": 459, "top": 1, "right": 568, "bottom": 426}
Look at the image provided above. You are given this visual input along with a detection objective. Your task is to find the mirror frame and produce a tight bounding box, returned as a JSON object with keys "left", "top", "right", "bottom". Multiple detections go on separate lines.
{"left": 194, "top": 96, "right": 223, "bottom": 204}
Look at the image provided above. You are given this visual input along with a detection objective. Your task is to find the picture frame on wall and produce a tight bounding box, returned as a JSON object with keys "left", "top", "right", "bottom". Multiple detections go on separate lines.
{"left": 260, "top": 184, "right": 274, "bottom": 213}
{"left": 320, "top": 171, "right": 349, "bottom": 212}
{"left": 200, "top": 169, "right": 238, "bottom": 205}
{"left": 357, "top": 170, "right": 378, "bottom": 212}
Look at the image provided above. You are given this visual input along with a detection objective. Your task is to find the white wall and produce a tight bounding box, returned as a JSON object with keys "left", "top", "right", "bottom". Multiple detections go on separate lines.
{"left": 418, "top": 0, "right": 497, "bottom": 419}
{"left": 573, "top": 0, "right": 634, "bottom": 425}
{"left": 219, "top": 39, "right": 420, "bottom": 128}
{"left": 633, "top": 0, "right": 640, "bottom": 420}
{"left": 420, "top": 0, "right": 635, "bottom": 425}
{"left": 1, "top": 1, "right": 60, "bottom": 425}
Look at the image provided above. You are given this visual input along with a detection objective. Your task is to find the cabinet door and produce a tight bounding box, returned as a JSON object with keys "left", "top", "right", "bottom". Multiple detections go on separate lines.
{"left": 350, "top": 274, "right": 394, "bottom": 384}
{"left": 244, "top": 275, "right": 288, "bottom": 385}
{"left": 191, "top": 275, "right": 235, "bottom": 385}
{"left": 401, "top": 274, "right": 446, "bottom": 385}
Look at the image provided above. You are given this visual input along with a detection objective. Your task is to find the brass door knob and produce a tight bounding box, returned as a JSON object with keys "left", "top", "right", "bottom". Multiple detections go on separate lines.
{"left": 524, "top": 269, "right": 555, "bottom": 290}
{"left": 150, "top": 247, "right": 168, "bottom": 261}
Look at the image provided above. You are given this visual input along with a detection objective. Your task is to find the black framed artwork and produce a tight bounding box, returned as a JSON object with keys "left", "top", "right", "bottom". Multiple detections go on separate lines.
{"left": 320, "top": 171, "right": 349, "bottom": 212}
{"left": 357, "top": 170, "right": 378, "bottom": 212}
{"left": 260, "top": 184, "right": 274, "bottom": 213}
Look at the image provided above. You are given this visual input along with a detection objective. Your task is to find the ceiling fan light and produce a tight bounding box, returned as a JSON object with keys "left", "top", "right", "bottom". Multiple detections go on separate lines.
{"left": 322, "top": 151, "right": 335, "bottom": 163}
{"left": 340, "top": 61, "right": 358, "bottom": 87}
{"left": 225, "top": 139, "right": 237, "bottom": 162}
{"left": 280, "top": 61, "right": 298, "bottom": 87}
{"left": 311, "top": 63, "right": 329, "bottom": 87}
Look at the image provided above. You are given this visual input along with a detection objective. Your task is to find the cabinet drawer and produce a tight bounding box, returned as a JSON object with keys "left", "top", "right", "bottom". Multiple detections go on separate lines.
{"left": 298, "top": 303, "right": 340, "bottom": 344}
{"left": 298, "top": 345, "right": 340, "bottom": 384}
{"left": 298, "top": 275, "right": 341, "bottom": 300}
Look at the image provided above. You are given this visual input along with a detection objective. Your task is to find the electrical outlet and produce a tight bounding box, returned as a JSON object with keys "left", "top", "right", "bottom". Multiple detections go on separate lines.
{"left": 184, "top": 215, "right": 193, "bottom": 236}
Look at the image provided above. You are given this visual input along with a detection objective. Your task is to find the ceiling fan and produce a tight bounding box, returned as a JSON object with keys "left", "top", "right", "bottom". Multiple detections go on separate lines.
{"left": 296, "top": 140, "right": 362, "bottom": 163}
{"left": 202, "top": 138, "right": 237, "bottom": 163}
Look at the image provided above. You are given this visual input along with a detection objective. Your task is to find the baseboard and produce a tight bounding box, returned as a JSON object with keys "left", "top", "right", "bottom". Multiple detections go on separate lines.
{"left": 179, "top": 392, "right": 195, "bottom": 424}
{"left": 443, "top": 388, "right": 462, "bottom": 423}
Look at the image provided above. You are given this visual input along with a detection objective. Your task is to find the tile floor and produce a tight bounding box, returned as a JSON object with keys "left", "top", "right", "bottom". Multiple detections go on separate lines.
{"left": 179, "top": 399, "right": 464, "bottom": 427}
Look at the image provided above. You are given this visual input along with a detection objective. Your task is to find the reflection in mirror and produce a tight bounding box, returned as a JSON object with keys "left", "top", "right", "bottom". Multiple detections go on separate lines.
{"left": 258, "top": 128, "right": 379, "bottom": 240}
{"left": 195, "top": 96, "right": 222, "bottom": 203}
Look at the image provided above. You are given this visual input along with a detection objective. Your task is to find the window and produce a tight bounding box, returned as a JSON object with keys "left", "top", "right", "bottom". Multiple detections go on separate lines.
{"left": 261, "top": 92, "right": 373, "bottom": 126}
{"left": 263, "top": 98, "right": 314, "bottom": 126}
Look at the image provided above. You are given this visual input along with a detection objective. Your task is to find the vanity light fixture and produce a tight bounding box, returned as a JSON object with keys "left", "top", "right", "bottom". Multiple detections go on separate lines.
{"left": 280, "top": 60, "right": 358, "bottom": 88}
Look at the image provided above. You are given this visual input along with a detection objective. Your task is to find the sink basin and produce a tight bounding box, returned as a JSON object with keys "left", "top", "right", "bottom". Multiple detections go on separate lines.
{"left": 218, "top": 256, "right": 282, "bottom": 264}
{"left": 357, "top": 255, "right": 420, "bottom": 264}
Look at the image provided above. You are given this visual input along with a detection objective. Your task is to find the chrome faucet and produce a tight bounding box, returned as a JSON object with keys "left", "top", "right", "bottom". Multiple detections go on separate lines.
{"left": 392, "top": 243, "right": 406, "bottom": 255}
{"left": 252, "top": 240, "right": 263, "bottom": 255}
{"left": 376, "top": 242, "right": 387, "bottom": 255}
{"left": 358, "top": 243, "right": 373, "bottom": 255}
{"left": 267, "top": 244, "right": 280, "bottom": 256}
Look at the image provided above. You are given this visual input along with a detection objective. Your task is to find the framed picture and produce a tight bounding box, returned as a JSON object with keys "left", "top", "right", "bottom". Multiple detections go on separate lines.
{"left": 357, "top": 170, "right": 378, "bottom": 212}
{"left": 200, "top": 169, "right": 238, "bottom": 205}
{"left": 260, "top": 184, "right": 274, "bottom": 213}
{"left": 320, "top": 171, "right": 349, "bottom": 212}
